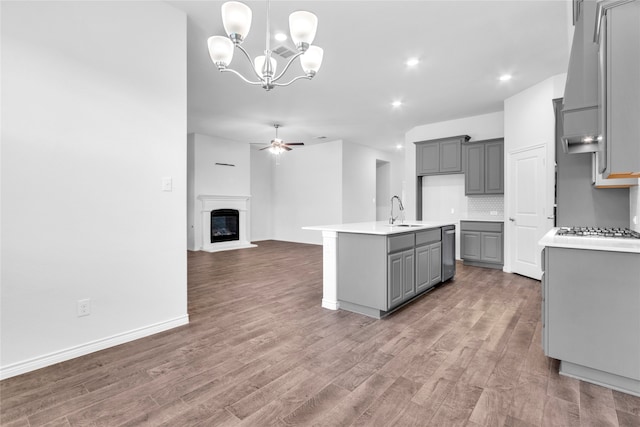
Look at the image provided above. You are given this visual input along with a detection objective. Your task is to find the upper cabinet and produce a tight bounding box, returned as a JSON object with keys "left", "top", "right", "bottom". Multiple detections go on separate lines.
{"left": 595, "top": 0, "right": 640, "bottom": 179}
{"left": 463, "top": 138, "right": 504, "bottom": 195}
{"left": 415, "top": 135, "right": 470, "bottom": 176}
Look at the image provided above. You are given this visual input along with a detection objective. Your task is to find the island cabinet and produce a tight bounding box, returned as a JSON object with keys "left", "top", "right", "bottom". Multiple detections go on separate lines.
{"left": 460, "top": 221, "right": 503, "bottom": 269}
{"left": 415, "top": 229, "right": 442, "bottom": 293}
{"left": 415, "top": 135, "right": 470, "bottom": 176}
{"left": 463, "top": 138, "right": 504, "bottom": 195}
{"left": 337, "top": 227, "right": 444, "bottom": 318}
{"left": 387, "top": 234, "right": 416, "bottom": 309}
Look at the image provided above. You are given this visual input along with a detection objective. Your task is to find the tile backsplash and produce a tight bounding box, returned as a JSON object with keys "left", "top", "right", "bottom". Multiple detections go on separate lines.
{"left": 467, "top": 195, "right": 504, "bottom": 216}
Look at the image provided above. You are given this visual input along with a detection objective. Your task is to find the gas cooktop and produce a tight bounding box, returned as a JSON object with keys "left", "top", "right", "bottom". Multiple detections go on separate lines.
{"left": 556, "top": 226, "right": 640, "bottom": 239}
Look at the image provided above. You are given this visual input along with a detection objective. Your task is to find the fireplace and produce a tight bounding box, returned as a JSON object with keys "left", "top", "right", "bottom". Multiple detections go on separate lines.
{"left": 197, "top": 195, "right": 256, "bottom": 252}
{"left": 210, "top": 209, "right": 239, "bottom": 243}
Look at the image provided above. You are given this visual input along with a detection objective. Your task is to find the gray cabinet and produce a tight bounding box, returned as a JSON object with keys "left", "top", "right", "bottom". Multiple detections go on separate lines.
{"left": 415, "top": 229, "right": 442, "bottom": 293}
{"left": 460, "top": 221, "right": 504, "bottom": 269}
{"left": 415, "top": 135, "right": 470, "bottom": 176}
{"left": 336, "top": 227, "right": 449, "bottom": 318}
{"left": 597, "top": 0, "right": 640, "bottom": 178}
{"left": 542, "top": 246, "right": 640, "bottom": 395}
{"left": 463, "top": 138, "right": 504, "bottom": 195}
{"left": 388, "top": 248, "right": 416, "bottom": 310}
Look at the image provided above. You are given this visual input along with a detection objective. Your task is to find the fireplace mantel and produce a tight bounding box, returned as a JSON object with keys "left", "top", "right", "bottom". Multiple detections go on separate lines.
{"left": 197, "top": 195, "right": 256, "bottom": 252}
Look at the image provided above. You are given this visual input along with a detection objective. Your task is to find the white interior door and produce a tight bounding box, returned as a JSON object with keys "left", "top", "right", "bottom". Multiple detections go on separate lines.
{"left": 508, "top": 145, "right": 548, "bottom": 280}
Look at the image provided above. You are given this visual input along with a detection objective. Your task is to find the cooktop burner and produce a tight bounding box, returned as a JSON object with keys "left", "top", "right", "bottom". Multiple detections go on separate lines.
{"left": 556, "top": 226, "right": 640, "bottom": 239}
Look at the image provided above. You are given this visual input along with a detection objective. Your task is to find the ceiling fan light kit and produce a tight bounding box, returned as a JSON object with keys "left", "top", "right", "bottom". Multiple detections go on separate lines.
{"left": 258, "top": 124, "right": 304, "bottom": 155}
{"left": 207, "top": 0, "right": 323, "bottom": 91}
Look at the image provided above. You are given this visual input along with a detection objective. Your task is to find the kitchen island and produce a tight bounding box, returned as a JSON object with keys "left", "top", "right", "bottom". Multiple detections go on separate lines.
{"left": 303, "top": 221, "right": 456, "bottom": 318}
{"left": 539, "top": 228, "right": 640, "bottom": 396}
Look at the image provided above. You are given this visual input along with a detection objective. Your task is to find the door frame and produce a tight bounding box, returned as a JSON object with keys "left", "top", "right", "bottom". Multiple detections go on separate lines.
{"left": 504, "top": 143, "right": 555, "bottom": 278}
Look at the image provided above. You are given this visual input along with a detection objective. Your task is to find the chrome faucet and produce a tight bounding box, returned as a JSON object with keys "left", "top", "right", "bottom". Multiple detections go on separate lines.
{"left": 389, "top": 195, "right": 405, "bottom": 224}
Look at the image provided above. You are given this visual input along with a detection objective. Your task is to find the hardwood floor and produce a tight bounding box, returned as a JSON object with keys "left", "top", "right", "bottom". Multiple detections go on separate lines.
{"left": 2, "top": 240, "right": 639, "bottom": 426}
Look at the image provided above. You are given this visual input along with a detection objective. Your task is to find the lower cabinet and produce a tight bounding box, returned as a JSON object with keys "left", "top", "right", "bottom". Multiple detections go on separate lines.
{"left": 542, "top": 246, "right": 640, "bottom": 395}
{"left": 337, "top": 227, "right": 448, "bottom": 318}
{"left": 388, "top": 249, "right": 415, "bottom": 309}
{"left": 416, "top": 242, "right": 442, "bottom": 293}
{"left": 460, "top": 221, "right": 504, "bottom": 269}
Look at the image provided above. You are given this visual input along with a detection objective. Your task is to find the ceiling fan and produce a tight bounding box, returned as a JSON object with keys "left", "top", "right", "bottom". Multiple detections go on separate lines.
{"left": 258, "top": 124, "right": 304, "bottom": 154}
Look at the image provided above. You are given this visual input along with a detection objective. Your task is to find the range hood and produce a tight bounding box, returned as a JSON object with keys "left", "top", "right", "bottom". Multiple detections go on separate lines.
{"left": 561, "top": 0, "right": 600, "bottom": 154}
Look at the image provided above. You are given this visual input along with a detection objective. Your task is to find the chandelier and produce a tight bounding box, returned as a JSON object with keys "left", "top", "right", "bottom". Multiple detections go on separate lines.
{"left": 207, "top": 0, "right": 324, "bottom": 91}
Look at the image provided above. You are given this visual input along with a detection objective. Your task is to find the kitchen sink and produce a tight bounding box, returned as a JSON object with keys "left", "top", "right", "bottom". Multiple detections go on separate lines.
{"left": 387, "top": 224, "right": 423, "bottom": 227}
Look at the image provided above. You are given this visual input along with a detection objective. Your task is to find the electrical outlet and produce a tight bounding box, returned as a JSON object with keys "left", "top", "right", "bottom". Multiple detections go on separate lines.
{"left": 77, "top": 299, "right": 91, "bottom": 317}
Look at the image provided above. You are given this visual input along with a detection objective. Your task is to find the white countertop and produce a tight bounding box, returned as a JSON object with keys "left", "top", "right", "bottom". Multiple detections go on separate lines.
{"left": 539, "top": 228, "right": 640, "bottom": 253}
{"left": 303, "top": 220, "right": 456, "bottom": 236}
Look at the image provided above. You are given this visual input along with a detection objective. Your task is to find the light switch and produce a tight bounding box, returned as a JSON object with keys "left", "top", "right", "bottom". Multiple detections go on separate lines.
{"left": 162, "top": 177, "right": 172, "bottom": 192}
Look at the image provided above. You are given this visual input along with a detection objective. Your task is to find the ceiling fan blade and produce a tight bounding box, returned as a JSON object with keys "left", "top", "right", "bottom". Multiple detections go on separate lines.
{"left": 284, "top": 142, "right": 304, "bottom": 146}
{"left": 259, "top": 146, "right": 271, "bottom": 151}
{"left": 283, "top": 146, "right": 293, "bottom": 151}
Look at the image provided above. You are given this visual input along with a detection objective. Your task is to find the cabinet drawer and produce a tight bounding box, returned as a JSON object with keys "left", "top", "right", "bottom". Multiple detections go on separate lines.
{"left": 388, "top": 233, "right": 415, "bottom": 253}
{"left": 460, "top": 221, "right": 503, "bottom": 233}
{"left": 416, "top": 228, "right": 441, "bottom": 246}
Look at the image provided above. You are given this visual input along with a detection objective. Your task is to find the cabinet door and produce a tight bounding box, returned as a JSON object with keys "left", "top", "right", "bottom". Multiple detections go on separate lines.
{"left": 440, "top": 140, "right": 462, "bottom": 173}
{"left": 402, "top": 250, "right": 416, "bottom": 300}
{"left": 415, "top": 245, "right": 431, "bottom": 293}
{"left": 480, "top": 232, "right": 503, "bottom": 263}
{"left": 606, "top": 1, "right": 640, "bottom": 178}
{"left": 429, "top": 242, "right": 442, "bottom": 286}
{"left": 461, "top": 231, "right": 481, "bottom": 260}
{"left": 484, "top": 140, "right": 504, "bottom": 194}
{"left": 541, "top": 271, "right": 548, "bottom": 354}
{"left": 388, "top": 252, "right": 404, "bottom": 309}
{"left": 464, "top": 144, "right": 485, "bottom": 194}
{"left": 417, "top": 143, "right": 440, "bottom": 175}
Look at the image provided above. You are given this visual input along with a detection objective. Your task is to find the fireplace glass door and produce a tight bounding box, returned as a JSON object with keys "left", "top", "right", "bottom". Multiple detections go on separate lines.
{"left": 210, "top": 209, "right": 240, "bottom": 243}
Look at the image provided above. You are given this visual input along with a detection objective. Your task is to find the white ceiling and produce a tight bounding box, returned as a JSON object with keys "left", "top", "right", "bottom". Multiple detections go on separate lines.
{"left": 171, "top": 0, "right": 571, "bottom": 151}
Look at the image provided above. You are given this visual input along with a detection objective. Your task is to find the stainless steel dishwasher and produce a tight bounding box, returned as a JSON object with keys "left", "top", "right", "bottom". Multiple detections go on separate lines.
{"left": 442, "top": 225, "right": 456, "bottom": 281}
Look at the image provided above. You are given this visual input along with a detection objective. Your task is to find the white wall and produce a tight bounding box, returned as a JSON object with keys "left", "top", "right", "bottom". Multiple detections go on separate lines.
{"left": 271, "top": 141, "right": 344, "bottom": 244}
{"left": 250, "top": 140, "right": 404, "bottom": 244}
{"left": 0, "top": 1, "right": 188, "bottom": 378}
{"left": 503, "top": 73, "right": 566, "bottom": 272}
{"left": 376, "top": 161, "right": 391, "bottom": 221}
{"left": 404, "top": 112, "right": 505, "bottom": 221}
{"left": 250, "top": 148, "right": 273, "bottom": 241}
{"left": 342, "top": 142, "right": 404, "bottom": 224}
{"left": 187, "top": 133, "right": 250, "bottom": 250}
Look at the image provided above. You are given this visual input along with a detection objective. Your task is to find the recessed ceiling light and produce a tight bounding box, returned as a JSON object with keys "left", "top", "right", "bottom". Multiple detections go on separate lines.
{"left": 274, "top": 32, "right": 287, "bottom": 42}
{"left": 391, "top": 100, "right": 402, "bottom": 108}
{"left": 499, "top": 74, "right": 512, "bottom": 82}
{"left": 406, "top": 57, "right": 419, "bottom": 67}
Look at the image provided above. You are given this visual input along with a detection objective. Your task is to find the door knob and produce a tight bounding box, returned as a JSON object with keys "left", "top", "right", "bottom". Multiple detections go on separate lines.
{"left": 509, "top": 217, "right": 515, "bottom": 222}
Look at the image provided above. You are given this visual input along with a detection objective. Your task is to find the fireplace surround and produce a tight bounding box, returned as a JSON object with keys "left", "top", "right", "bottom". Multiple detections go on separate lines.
{"left": 197, "top": 195, "right": 256, "bottom": 252}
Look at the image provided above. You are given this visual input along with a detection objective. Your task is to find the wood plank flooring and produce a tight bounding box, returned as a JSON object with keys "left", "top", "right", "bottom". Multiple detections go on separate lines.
{"left": 2, "top": 240, "right": 640, "bottom": 426}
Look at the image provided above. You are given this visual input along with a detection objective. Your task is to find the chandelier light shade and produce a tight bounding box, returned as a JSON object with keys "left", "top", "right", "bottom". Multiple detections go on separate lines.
{"left": 221, "top": 1, "right": 252, "bottom": 42}
{"left": 207, "top": 36, "right": 234, "bottom": 67}
{"left": 289, "top": 11, "right": 318, "bottom": 48}
{"left": 254, "top": 55, "right": 277, "bottom": 77}
{"left": 207, "top": 0, "right": 323, "bottom": 91}
{"left": 300, "top": 46, "right": 323, "bottom": 75}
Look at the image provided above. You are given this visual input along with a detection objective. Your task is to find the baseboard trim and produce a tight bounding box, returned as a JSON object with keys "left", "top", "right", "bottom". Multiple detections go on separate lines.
{"left": 0, "top": 314, "right": 189, "bottom": 380}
